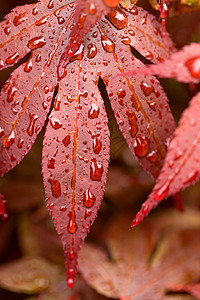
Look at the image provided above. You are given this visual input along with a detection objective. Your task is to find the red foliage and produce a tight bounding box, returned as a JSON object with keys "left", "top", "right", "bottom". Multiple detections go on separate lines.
{"left": 0, "top": 0, "right": 177, "bottom": 287}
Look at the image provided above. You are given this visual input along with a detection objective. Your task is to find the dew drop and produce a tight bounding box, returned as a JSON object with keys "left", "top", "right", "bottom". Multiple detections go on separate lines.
{"left": 3, "top": 130, "right": 15, "bottom": 148}
{"left": 18, "top": 138, "right": 24, "bottom": 148}
{"left": 4, "top": 26, "right": 11, "bottom": 35}
{"left": 87, "top": 43, "right": 97, "bottom": 59}
{"left": 117, "top": 89, "right": 126, "bottom": 99}
{"left": 48, "top": 0, "right": 54, "bottom": 9}
{"left": 121, "top": 36, "right": 131, "bottom": 45}
{"left": 84, "top": 209, "right": 92, "bottom": 219}
{"left": 48, "top": 202, "right": 54, "bottom": 209}
{"left": 27, "top": 36, "right": 46, "bottom": 50}
{"left": 50, "top": 117, "right": 62, "bottom": 129}
{"left": 144, "top": 50, "right": 153, "bottom": 60}
{"left": 89, "top": 3, "right": 96, "bottom": 14}
{"left": 57, "top": 16, "right": 65, "bottom": 24}
{"left": 93, "top": 137, "right": 102, "bottom": 154}
{"left": 185, "top": 56, "right": 200, "bottom": 79}
{"left": 146, "top": 150, "right": 158, "bottom": 162}
{"left": 88, "top": 104, "right": 100, "bottom": 119}
{"left": 154, "top": 182, "right": 169, "bottom": 201}
{"left": 54, "top": 94, "right": 61, "bottom": 111}
{"left": 127, "top": 112, "right": 137, "bottom": 137}
{"left": 47, "top": 158, "right": 55, "bottom": 169}
{"left": 48, "top": 178, "right": 61, "bottom": 198}
{"left": 27, "top": 113, "right": 38, "bottom": 136}
{"left": 0, "top": 127, "right": 4, "bottom": 137}
{"left": 35, "top": 54, "right": 41, "bottom": 62}
{"left": 13, "top": 12, "right": 27, "bottom": 26}
{"left": 90, "top": 159, "right": 103, "bottom": 181}
{"left": 140, "top": 81, "right": 154, "bottom": 96}
{"left": 106, "top": 7, "right": 128, "bottom": 30}
{"left": 183, "top": 171, "right": 198, "bottom": 185}
{"left": 128, "top": 29, "right": 135, "bottom": 36}
{"left": 44, "top": 85, "right": 49, "bottom": 94}
{"left": 134, "top": 135, "right": 149, "bottom": 157}
{"left": 101, "top": 33, "right": 115, "bottom": 53}
{"left": 6, "top": 52, "right": 19, "bottom": 65}
{"left": 60, "top": 205, "right": 67, "bottom": 211}
{"left": 24, "top": 56, "right": 33, "bottom": 73}
{"left": 67, "top": 210, "right": 77, "bottom": 234}
{"left": 62, "top": 134, "right": 70, "bottom": 147}
{"left": 0, "top": 59, "right": 4, "bottom": 69}
{"left": 67, "top": 277, "right": 74, "bottom": 289}
{"left": 7, "top": 86, "right": 17, "bottom": 103}
{"left": 32, "top": 7, "right": 38, "bottom": 15}
{"left": 83, "top": 189, "right": 96, "bottom": 207}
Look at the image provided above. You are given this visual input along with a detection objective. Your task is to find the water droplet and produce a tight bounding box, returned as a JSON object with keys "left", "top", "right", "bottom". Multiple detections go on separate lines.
{"left": 89, "top": 3, "right": 96, "bottom": 14}
{"left": 0, "top": 59, "right": 4, "bottom": 69}
{"left": 127, "top": 112, "right": 137, "bottom": 137}
{"left": 48, "top": 178, "right": 61, "bottom": 198}
{"left": 90, "top": 159, "right": 103, "bottom": 181}
{"left": 6, "top": 52, "right": 19, "bottom": 65}
{"left": 154, "top": 182, "right": 169, "bottom": 201}
{"left": 69, "top": 250, "right": 75, "bottom": 260}
{"left": 27, "top": 113, "right": 38, "bottom": 136}
{"left": 141, "top": 203, "right": 148, "bottom": 214}
{"left": 18, "top": 138, "right": 24, "bottom": 148}
{"left": 60, "top": 205, "right": 67, "bottom": 211}
{"left": 0, "top": 127, "right": 4, "bottom": 137}
{"left": 185, "top": 56, "right": 200, "bottom": 79}
{"left": 3, "top": 130, "right": 15, "bottom": 148}
{"left": 13, "top": 12, "right": 27, "bottom": 26}
{"left": 44, "top": 85, "right": 49, "bottom": 94}
{"left": 140, "top": 81, "right": 154, "bottom": 97}
{"left": 48, "top": 0, "right": 54, "bottom": 9}
{"left": 146, "top": 150, "right": 158, "bottom": 162}
{"left": 27, "top": 36, "right": 46, "bottom": 50}
{"left": 134, "top": 135, "right": 149, "bottom": 157}
{"left": 57, "top": 16, "right": 65, "bottom": 24}
{"left": 88, "top": 104, "right": 100, "bottom": 119}
{"left": 48, "top": 202, "right": 54, "bottom": 209}
{"left": 62, "top": 134, "right": 70, "bottom": 147}
{"left": 50, "top": 117, "right": 62, "bottom": 129}
{"left": 121, "top": 36, "right": 131, "bottom": 45}
{"left": 68, "top": 210, "right": 77, "bottom": 233}
{"left": 130, "top": 7, "right": 138, "bottom": 15}
{"left": 93, "top": 137, "right": 102, "bottom": 154}
{"left": 35, "top": 54, "right": 41, "bottom": 62}
{"left": 4, "top": 26, "right": 11, "bottom": 35}
{"left": 24, "top": 56, "right": 33, "bottom": 73}
{"left": 47, "top": 158, "right": 55, "bottom": 169}
{"left": 7, "top": 86, "right": 17, "bottom": 103}
{"left": 84, "top": 209, "right": 92, "bottom": 219}
{"left": 106, "top": 7, "right": 128, "bottom": 30}
{"left": 87, "top": 43, "right": 97, "bottom": 59}
{"left": 32, "top": 7, "right": 38, "bottom": 15}
{"left": 83, "top": 189, "right": 96, "bottom": 207}
{"left": 67, "top": 277, "right": 74, "bottom": 289}
{"left": 183, "top": 171, "right": 198, "bottom": 185}
{"left": 101, "top": 33, "right": 115, "bottom": 53}
{"left": 128, "top": 29, "right": 135, "bottom": 36}
{"left": 117, "top": 89, "right": 126, "bottom": 99}
{"left": 54, "top": 94, "right": 61, "bottom": 111}
{"left": 144, "top": 50, "right": 153, "bottom": 60}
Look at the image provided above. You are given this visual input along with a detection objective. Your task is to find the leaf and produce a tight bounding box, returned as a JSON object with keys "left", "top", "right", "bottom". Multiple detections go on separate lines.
{"left": 131, "top": 91, "right": 200, "bottom": 227}
{"left": 59, "top": 0, "right": 112, "bottom": 60}
{"left": 122, "top": 43, "right": 200, "bottom": 83}
{"left": 0, "top": 257, "right": 60, "bottom": 294}
{"left": 79, "top": 210, "right": 200, "bottom": 300}
{"left": 0, "top": 0, "right": 175, "bottom": 286}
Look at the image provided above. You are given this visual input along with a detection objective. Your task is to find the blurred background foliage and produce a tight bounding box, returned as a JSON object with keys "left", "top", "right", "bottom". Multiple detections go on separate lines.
{"left": 0, "top": 0, "right": 200, "bottom": 299}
